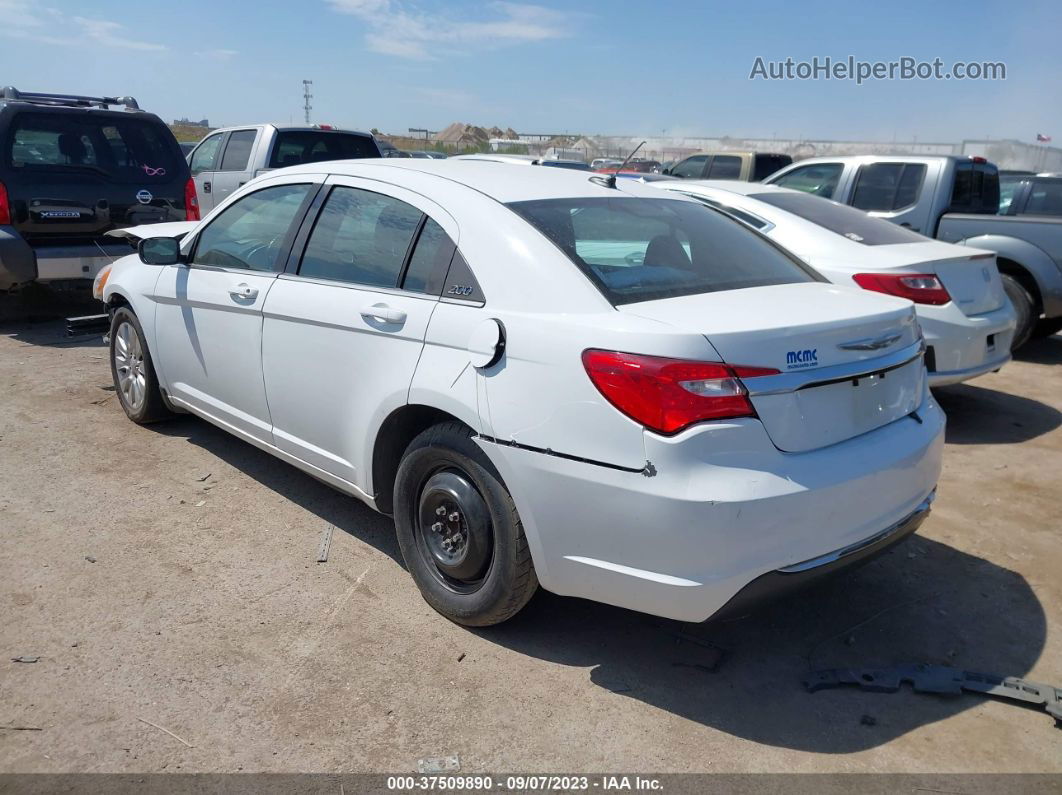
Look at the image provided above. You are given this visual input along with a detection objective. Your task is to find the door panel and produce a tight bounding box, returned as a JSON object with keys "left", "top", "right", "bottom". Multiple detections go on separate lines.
{"left": 188, "top": 131, "right": 225, "bottom": 212}
{"left": 262, "top": 177, "right": 458, "bottom": 493}
{"left": 153, "top": 181, "right": 314, "bottom": 441}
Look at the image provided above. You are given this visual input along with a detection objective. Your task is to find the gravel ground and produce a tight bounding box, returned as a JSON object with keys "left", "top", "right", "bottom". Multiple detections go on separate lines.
{"left": 0, "top": 290, "right": 1059, "bottom": 774}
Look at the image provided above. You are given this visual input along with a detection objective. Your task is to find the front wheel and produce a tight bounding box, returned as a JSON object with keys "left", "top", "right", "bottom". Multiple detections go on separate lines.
{"left": 393, "top": 422, "right": 538, "bottom": 626}
{"left": 109, "top": 307, "right": 173, "bottom": 424}
{"left": 999, "top": 273, "right": 1036, "bottom": 351}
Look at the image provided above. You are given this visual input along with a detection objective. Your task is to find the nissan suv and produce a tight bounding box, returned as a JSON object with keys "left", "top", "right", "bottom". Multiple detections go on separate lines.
{"left": 0, "top": 87, "right": 196, "bottom": 290}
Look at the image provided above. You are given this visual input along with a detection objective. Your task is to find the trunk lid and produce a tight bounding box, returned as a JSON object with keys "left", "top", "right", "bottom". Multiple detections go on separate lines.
{"left": 850, "top": 240, "right": 1006, "bottom": 316}
{"left": 618, "top": 282, "right": 925, "bottom": 452}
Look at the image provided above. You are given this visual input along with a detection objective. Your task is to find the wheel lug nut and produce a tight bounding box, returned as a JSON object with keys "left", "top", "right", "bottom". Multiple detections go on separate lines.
{"left": 436, "top": 506, "right": 446, "bottom": 516}
{"left": 448, "top": 511, "right": 460, "bottom": 522}
{"left": 431, "top": 522, "right": 443, "bottom": 534}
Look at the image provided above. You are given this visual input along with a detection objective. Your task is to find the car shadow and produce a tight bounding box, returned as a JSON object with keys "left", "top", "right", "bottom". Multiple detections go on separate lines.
{"left": 933, "top": 383, "right": 1061, "bottom": 444}
{"left": 0, "top": 287, "right": 107, "bottom": 349}
{"left": 154, "top": 415, "right": 405, "bottom": 568}
{"left": 1015, "top": 333, "right": 1062, "bottom": 365}
{"left": 477, "top": 535, "right": 1047, "bottom": 753}
{"left": 152, "top": 413, "right": 1047, "bottom": 754}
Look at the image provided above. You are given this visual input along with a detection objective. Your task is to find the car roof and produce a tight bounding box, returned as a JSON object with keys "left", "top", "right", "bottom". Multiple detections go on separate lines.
{"left": 272, "top": 159, "right": 688, "bottom": 203}
{"left": 663, "top": 180, "right": 791, "bottom": 196}
{"left": 780, "top": 154, "right": 976, "bottom": 166}
{"left": 209, "top": 123, "right": 373, "bottom": 137}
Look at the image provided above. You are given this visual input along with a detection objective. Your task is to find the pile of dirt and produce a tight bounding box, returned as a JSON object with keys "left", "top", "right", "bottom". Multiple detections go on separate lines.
{"left": 435, "top": 122, "right": 519, "bottom": 144}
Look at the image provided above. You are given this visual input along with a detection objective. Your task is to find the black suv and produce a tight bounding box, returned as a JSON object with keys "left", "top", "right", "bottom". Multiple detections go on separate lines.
{"left": 0, "top": 88, "right": 195, "bottom": 290}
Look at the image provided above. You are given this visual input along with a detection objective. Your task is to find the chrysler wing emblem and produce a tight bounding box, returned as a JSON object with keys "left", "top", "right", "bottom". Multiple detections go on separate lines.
{"left": 838, "top": 331, "right": 903, "bottom": 351}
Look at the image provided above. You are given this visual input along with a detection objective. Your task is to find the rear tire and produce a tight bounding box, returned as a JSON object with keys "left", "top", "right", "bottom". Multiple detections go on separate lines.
{"left": 393, "top": 422, "right": 538, "bottom": 626}
{"left": 109, "top": 307, "right": 173, "bottom": 424}
{"left": 1000, "top": 273, "right": 1035, "bottom": 351}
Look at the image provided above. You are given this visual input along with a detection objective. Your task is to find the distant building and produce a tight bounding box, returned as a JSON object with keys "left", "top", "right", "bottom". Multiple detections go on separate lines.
{"left": 173, "top": 117, "right": 210, "bottom": 128}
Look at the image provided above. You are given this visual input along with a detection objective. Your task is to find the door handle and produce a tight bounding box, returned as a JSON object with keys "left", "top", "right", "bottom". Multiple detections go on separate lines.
{"left": 203, "top": 181, "right": 211, "bottom": 194}
{"left": 360, "top": 303, "right": 407, "bottom": 324}
{"left": 229, "top": 283, "right": 258, "bottom": 300}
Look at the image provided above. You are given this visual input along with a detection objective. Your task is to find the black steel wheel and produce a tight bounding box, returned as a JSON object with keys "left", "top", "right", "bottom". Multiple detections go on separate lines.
{"left": 394, "top": 422, "right": 538, "bottom": 626}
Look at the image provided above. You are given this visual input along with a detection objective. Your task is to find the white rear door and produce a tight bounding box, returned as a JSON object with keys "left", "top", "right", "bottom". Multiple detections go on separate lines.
{"left": 261, "top": 176, "right": 459, "bottom": 492}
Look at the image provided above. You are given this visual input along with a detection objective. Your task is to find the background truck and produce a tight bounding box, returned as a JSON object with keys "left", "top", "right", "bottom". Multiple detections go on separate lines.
{"left": 186, "top": 123, "right": 381, "bottom": 213}
{"left": 663, "top": 151, "right": 793, "bottom": 181}
{"left": 765, "top": 155, "right": 1062, "bottom": 347}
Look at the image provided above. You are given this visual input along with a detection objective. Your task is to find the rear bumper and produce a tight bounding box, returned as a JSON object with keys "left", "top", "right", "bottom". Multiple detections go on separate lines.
{"left": 0, "top": 228, "right": 133, "bottom": 288}
{"left": 712, "top": 492, "right": 933, "bottom": 620}
{"left": 920, "top": 301, "right": 1015, "bottom": 386}
{"left": 479, "top": 390, "right": 945, "bottom": 623}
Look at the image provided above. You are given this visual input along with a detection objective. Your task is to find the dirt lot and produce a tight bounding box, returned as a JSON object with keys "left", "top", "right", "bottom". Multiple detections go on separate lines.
{"left": 1, "top": 291, "right": 1060, "bottom": 774}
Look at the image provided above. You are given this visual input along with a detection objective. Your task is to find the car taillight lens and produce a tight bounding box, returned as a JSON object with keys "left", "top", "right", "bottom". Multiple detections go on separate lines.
{"left": 581, "top": 349, "right": 779, "bottom": 435}
{"left": 184, "top": 178, "right": 200, "bottom": 221}
{"left": 852, "top": 273, "right": 951, "bottom": 305}
{"left": 0, "top": 181, "right": 11, "bottom": 225}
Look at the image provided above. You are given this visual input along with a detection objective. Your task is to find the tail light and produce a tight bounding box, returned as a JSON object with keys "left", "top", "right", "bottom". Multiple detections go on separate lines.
{"left": 0, "top": 181, "right": 10, "bottom": 225}
{"left": 184, "top": 178, "right": 200, "bottom": 221}
{"left": 852, "top": 273, "right": 951, "bottom": 305}
{"left": 582, "top": 349, "right": 779, "bottom": 435}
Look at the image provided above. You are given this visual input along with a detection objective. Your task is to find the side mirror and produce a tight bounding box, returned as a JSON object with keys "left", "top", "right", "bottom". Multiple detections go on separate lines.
{"left": 138, "top": 237, "right": 182, "bottom": 265}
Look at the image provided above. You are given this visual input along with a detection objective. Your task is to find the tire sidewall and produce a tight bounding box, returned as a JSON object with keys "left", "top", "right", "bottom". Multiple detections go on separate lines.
{"left": 394, "top": 431, "right": 526, "bottom": 625}
{"left": 1000, "top": 274, "right": 1034, "bottom": 350}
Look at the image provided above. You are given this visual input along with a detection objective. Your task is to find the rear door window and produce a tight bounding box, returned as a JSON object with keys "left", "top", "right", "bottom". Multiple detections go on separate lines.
{"left": 671, "top": 155, "right": 708, "bottom": 178}
{"left": 401, "top": 217, "right": 455, "bottom": 294}
{"left": 850, "top": 163, "right": 927, "bottom": 211}
{"left": 6, "top": 111, "right": 181, "bottom": 183}
{"left": 949, "top": 162, "right": 1000, "bottom": 213}
{"left": 706, "top": 155, "right": 742, "bottom": 179}
{"left": 219, "top": 129, "right": 256, "bottom": 171}
{"left": 770, "top": 163, "right": 843, "bottom": 198}
{"left": 753, "top": 154, "right": 792, "bottom": 181}
{"left": 298, "top": 186, "right": 423, "bottom": 288}
{"left": 507, "top": 196, "right": 817, "bottom": 305}
{"left": 268, "top": 131, "right": 380, "bottom": 169}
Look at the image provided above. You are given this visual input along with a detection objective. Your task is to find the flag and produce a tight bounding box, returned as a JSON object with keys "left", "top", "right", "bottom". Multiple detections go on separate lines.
{"left": 1036, "top": 133, "right": 1052, "bottom": 143}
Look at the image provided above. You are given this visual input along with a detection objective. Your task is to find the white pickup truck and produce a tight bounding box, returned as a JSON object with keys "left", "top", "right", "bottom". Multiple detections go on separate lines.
{"left": 186, "top": 124, "right": 381, "bottom": 213}
{"left": 765, "top": 155, "right": 1062, "bottom": 347}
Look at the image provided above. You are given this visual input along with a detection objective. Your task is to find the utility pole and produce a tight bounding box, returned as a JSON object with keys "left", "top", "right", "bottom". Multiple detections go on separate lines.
{"left": 302, "top": 80, "right": 313, "bottom": 125}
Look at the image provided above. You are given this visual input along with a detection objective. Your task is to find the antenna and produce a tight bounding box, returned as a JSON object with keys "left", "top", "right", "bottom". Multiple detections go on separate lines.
{"left": 605, "top": 140, "right": 646, "bottom": 188}
{"left": 302, "top": 79, "right": 313, "bottom": 124}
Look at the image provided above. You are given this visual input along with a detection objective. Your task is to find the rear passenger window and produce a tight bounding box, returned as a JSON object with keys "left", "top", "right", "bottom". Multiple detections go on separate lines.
{"left": 402, "top": 218, "right": 455, "bottom": 294}
{"left": 949, "top": 162, "right": 1000, "bottom": 213}
{"left": 190, "top": 133, "right": 223, "bottom": 174}
{"left": 1022, "top": 180, "right": 1062, "bottom": 216}
{"left": 851, "top": 163, "right": 926, "bottom": 211}
{"left": 219, "top": 130, "right": 256, "bottom": 171}
{"left": 706, "top": 156, "right": 742, "bottom": 180}
{"left": 299, "top": 186, "right": 423, "bottom": 287}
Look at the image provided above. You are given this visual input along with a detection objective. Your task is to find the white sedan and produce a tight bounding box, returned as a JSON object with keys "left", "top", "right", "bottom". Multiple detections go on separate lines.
{"left": 652, "top": 180, "right": 1016, "bottom": 386}
{"left": 96, "top": 160, "right": 943, "bottom": 626}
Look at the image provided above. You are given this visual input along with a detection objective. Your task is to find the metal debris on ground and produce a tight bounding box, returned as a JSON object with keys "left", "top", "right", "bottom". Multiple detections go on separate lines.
{"left": 316, "top": 523, "right": 335, "bottom": 563}
{"left": 196, "top": 473, "right": 212, "bottom": 482}
{"left": 0, "top": 725, "right": 42, "bottom": 731}
{"left": 417, "top": 754, "right": 460, "bottom": 773}
{"left": 11, "top": 656, "right": 39, "bottom": 664}
{"left": 457, "top": 653, "right": 466, "bottom": 662}
{"left": 666, "top": 629, "right": 728, "bottom": 672}
{"left": 805, "top": 663, "right": 1062, "bottom": 726}
{"left": 84, "top": 556, "right": 97, "bottom": 563}
{"left": 137, "top": 717, "right": 195, "bottom": 748}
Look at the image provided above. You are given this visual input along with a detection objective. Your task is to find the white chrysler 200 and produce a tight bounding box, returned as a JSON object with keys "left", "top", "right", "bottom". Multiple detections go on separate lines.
{"left": 97, "top": 160, "right": 944, "bottom": 626}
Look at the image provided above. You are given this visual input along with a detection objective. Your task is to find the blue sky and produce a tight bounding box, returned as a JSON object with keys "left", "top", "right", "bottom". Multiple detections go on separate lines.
{"left": 1, "top": 0, "right": 1059, "bottom": 143}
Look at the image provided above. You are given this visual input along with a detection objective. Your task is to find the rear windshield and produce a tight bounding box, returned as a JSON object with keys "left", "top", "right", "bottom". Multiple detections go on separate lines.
{"left": 507, "top": 197, "right": 818, "bottom": 305}
{"left": 948, "top": 162, "right": 1000, "bottom": 213}
{"left": 6, "top": 111, "right": 182, "bottom": 183}
{"left": 749, "top": 191, "right": 928, "bottom": 245}
{"left": 268, "top": 131, "right": 380, "bottom": 168}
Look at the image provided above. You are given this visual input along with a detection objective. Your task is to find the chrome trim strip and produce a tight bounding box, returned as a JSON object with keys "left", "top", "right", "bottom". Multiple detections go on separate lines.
{"left": 744, "top": 339, "right": 924, "bottom": 397}
{"left": 777, "top": 491, "right": 935, "bottom": 574}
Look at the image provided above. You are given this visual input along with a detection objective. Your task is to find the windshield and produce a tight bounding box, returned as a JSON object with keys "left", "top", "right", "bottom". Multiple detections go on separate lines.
{"left": 6, "top": 111, "right": 182, "bottom": 183}
{"left": 507, "top": 196, "right": 819, "bottom": 305}
{"left": 748, "top": 191, "right": 929, "bottom": 245}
